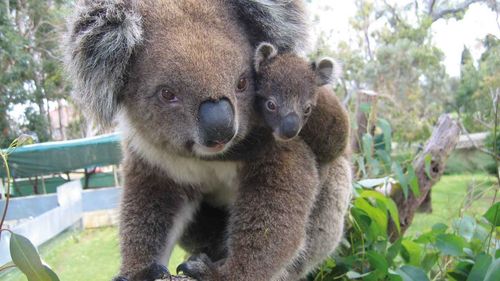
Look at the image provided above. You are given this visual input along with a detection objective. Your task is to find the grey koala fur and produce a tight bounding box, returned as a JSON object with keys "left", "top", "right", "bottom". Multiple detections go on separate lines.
{"left": 253, "top": 43, "right": 333, "bottom": 141}
{"left": 65, "top": 0, "right": 143, "bottom": 128}
{"left": 233, "top": 0, "right": 310, "bottom": 53}
{"left": 254, "top": 42, "right": 349, "bottom": 164}
{"left": 64, "top": 1, "right": 351, "bottom": 281}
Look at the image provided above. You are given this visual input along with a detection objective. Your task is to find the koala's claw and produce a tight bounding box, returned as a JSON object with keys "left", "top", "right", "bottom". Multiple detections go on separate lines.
{"left": 123, "top": 263, "right": 170, "bottom": 281}
{"left": 177, "top": 254, "right": 220, "bottom": 281}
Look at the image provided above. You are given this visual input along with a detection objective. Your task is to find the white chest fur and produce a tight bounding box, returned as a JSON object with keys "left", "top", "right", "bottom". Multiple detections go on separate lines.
{"left": 127, "top": 132, "right": 241, "bottom": 206}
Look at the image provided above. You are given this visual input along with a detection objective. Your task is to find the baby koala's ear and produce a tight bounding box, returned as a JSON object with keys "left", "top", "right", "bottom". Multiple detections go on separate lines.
{"left": 254, "top": 42, "right": 278, "bottom": 72}
{"left": 312, "top": 58, "right": 342, "bottom": 86}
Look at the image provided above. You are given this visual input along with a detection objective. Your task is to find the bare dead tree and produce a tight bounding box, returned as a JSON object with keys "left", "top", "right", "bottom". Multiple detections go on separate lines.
{"left": 389, "top": 114, "right": 461, "bottom": 239}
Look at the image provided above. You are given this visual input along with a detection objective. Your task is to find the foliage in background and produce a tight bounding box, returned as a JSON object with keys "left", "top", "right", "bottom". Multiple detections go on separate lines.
{"left": 0, "top": 137, "right": 60, "bottom": 280}
{"left": 312, "top": 118, "right": 499, "bottom": 281}
{"left": 311, "top": 0, "right": 500, "bottom": 144}
{"left": 0, "top": 0, "right": 71, "bottom": 145}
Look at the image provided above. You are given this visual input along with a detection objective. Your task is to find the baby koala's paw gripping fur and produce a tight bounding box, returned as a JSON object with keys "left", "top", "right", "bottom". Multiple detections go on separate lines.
{"left": 177, "top": 254, "right": 221, "bottom": 281}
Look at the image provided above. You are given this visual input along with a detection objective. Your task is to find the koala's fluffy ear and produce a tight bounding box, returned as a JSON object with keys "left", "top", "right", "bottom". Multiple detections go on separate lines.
{"left": 65, "top": 0, "right": 143, "bottom": 128}
{"left": 234, "top": 0, "right": 310, "bottom": 53}
{"left": 254, "top": 42, "right": 278, "bottom": 72}
{"left": 312, "top": 58, "right": 342, "bottom": 87}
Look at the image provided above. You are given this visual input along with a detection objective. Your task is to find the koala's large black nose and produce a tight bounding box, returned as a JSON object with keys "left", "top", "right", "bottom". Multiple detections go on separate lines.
{"left": 198, "top": 98, "right": 236, "bottom": 147}
{"left": 279, "top": 113, "right": 301, "bottom": 140}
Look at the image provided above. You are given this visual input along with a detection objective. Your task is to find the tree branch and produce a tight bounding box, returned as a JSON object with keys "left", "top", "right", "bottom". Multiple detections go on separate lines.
{"left": 427, "top": 0, "right": 437, "bottom": 15}
{"left": 430, "top": 0, "right": 485, "bottom": 22}
{"left": 389, "top": 114, "right": 461, "bottom": 239}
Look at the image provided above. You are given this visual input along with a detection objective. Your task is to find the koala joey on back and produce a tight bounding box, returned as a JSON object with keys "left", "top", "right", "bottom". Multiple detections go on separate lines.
{"left": 65, "top": 1, "right": 351, "bottom": 281}
{"left": 254, "top": 42, "right": 349, "bottom": 163}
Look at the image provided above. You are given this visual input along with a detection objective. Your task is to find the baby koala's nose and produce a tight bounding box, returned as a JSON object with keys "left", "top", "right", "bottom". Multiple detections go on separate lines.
{"left": 279, "top": 113, "right": 301, "bottom": 140}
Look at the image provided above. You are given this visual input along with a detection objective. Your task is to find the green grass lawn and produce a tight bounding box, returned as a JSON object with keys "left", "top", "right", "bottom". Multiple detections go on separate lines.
{"left": 407, "top": 173, "right": 498, "bottom": 236}
{"left": 0, "top": 173, "right": 497, "bottom": 281}
{"left": 0, "top": 227, "right": 187, "bottom": 281}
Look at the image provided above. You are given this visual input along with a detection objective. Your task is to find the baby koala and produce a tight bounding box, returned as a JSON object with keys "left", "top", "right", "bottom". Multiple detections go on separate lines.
{"left": 254, "top": 42, "right": 339, "bottom": 141}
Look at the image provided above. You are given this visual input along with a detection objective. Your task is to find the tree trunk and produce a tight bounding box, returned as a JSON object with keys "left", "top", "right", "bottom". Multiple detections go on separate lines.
{"left": 389, "top": 114, "right": 461, "bottom": 239}
{"left": 57, "top": 99, "right": 66, "bottom": 140}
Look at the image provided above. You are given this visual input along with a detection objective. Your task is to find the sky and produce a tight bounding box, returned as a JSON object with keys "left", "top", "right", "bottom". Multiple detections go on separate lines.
{"left": 307, "top": 0, "right": 500, "bottom": 77}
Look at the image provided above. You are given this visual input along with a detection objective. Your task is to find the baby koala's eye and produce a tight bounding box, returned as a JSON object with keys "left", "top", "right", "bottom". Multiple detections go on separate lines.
{"left": 304, "top": 105, "right": 312, "bottom": 116}
{"left": 236, "top": 77, "right": 248, "bottom": 92}
{"left": 266, "top": 100, "right": 277, "bottom": 112}
{"left": 159, "top": 87, "right": 179, "bottom": 103}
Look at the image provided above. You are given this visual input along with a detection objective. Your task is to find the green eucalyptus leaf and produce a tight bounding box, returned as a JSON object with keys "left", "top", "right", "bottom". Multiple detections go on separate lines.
{"left": 448, "top": 270, "right": 469, "bottom": 281}
{"left": 346, "top": 270, "right": 367, "bottom": 279}
{"left": 406, "top": 165, "right": 420, "bottom": 197}
{"left": 467, "top": 253, "right": 492, "bottom": 281}
{"left": 43, "top": 266, "right": 60, "bottom": 281}
{"left": 375, "top": 149, "right": 392, "bottom": 171}
{"left": 421, "top": 252, "right": 439, "bottom": 272}
{"left": 357, "top": 177, "right": 388, "bottom": 189}
{"left": 351, "top": 207, "right": 372, "bottom": 234}
{"left": 377, "top": 118, "right": 392, "bottom": 153}
{"left": 435, "top": 234, "right": 465, "bottom": 256}
{"left": 392, "top": 162, "right": 409, "bottom": 199}
{"left": 424, "top": 154, "right": 433, "bottom": 179}
{"left": 484, "top": 258, "right": 500, "bottom": 281}
{"left": 354, "top": 197, "right": 388, "bottom": 236}
{"left": 9, "top": 233, "right": 53, "bottom": 281}
{"left": 387, "top": 238, "right": 402, "bottom": 263}
{"left": 453, "top": 216, "right": 476, "bottom": 241}
{"left": 401, "top": 240, "right": 422, "bottom": 266}
{"left": 367, "top": 250, "right": 388, "bottom": 271}
{"left": 396, "top": 265, "right": 429, "bottom": 281}
{"left": 360, "top": 190, "right": 401, "bottom": 233}
{"left": 484, "top": 259, "right": 500, "bottom": 281}
{"left": 360, "top": 102, "right": 372, "bottom": 113}
{"left": 432, "top": 223, "right": 448, "bottom": 234}
{"left": 483, "top": 202, "right": 500, "bottom": 227}
{"left": 362, "top": 134, "right": 374, "bottom": 162}
{"left": 388, "top": 273, "right": 404, "bottom": 281}
{"left": 357, "top": 156, "right": 367, "bottom": 178}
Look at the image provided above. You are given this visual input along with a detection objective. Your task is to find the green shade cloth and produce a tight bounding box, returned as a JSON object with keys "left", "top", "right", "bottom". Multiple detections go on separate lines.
{"left": 0, "top": 133, "right": 122, "bottom": 178}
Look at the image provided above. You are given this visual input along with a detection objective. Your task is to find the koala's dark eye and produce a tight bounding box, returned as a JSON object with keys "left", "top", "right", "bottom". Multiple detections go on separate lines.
{"left": 266, "top": 100, "right": 277, "bottom": 112}
{"left": 159, "top": 88, "right": 179, "bottom": 103}
{"left": 304, "top": 105, "right": 312, "bottom": 116}
{"left": 236, "top": 77, "right": 248, "bottom": 92}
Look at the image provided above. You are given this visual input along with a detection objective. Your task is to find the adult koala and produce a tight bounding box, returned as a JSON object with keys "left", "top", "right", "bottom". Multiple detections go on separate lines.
{"left": 65, "top": 0, "right": 351, "bottom": 281}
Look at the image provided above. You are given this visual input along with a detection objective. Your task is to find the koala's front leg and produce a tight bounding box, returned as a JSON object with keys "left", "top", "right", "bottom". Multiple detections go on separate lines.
{"left": 180, "top": 141, "right": 320, "bottom": 281}
{"left": 115, "top": 156, "right": 201, "bottom": 281}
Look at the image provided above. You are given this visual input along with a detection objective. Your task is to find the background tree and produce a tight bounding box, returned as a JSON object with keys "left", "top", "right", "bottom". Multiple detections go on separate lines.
{"left": 311, "top": 0, "right": 499, "bottom": 145}
{"left": 0, "top": 0, "right": 71, "bottom": 144}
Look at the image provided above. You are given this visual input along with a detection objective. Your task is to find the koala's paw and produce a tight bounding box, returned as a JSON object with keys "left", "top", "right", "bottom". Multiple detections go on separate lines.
{"left": 177, "top": 254, "right": 220, "bottom": 281}
{"left": 114, "top": 263, "right": 170, "bottom": 281}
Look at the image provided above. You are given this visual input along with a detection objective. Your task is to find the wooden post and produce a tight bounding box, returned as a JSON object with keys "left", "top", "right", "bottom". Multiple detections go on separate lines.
{"left": 41, "top": 176, "right": 47, "bottom": 194}
{"left": 389, "top": 114, "right": 461, "bottom": 239}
